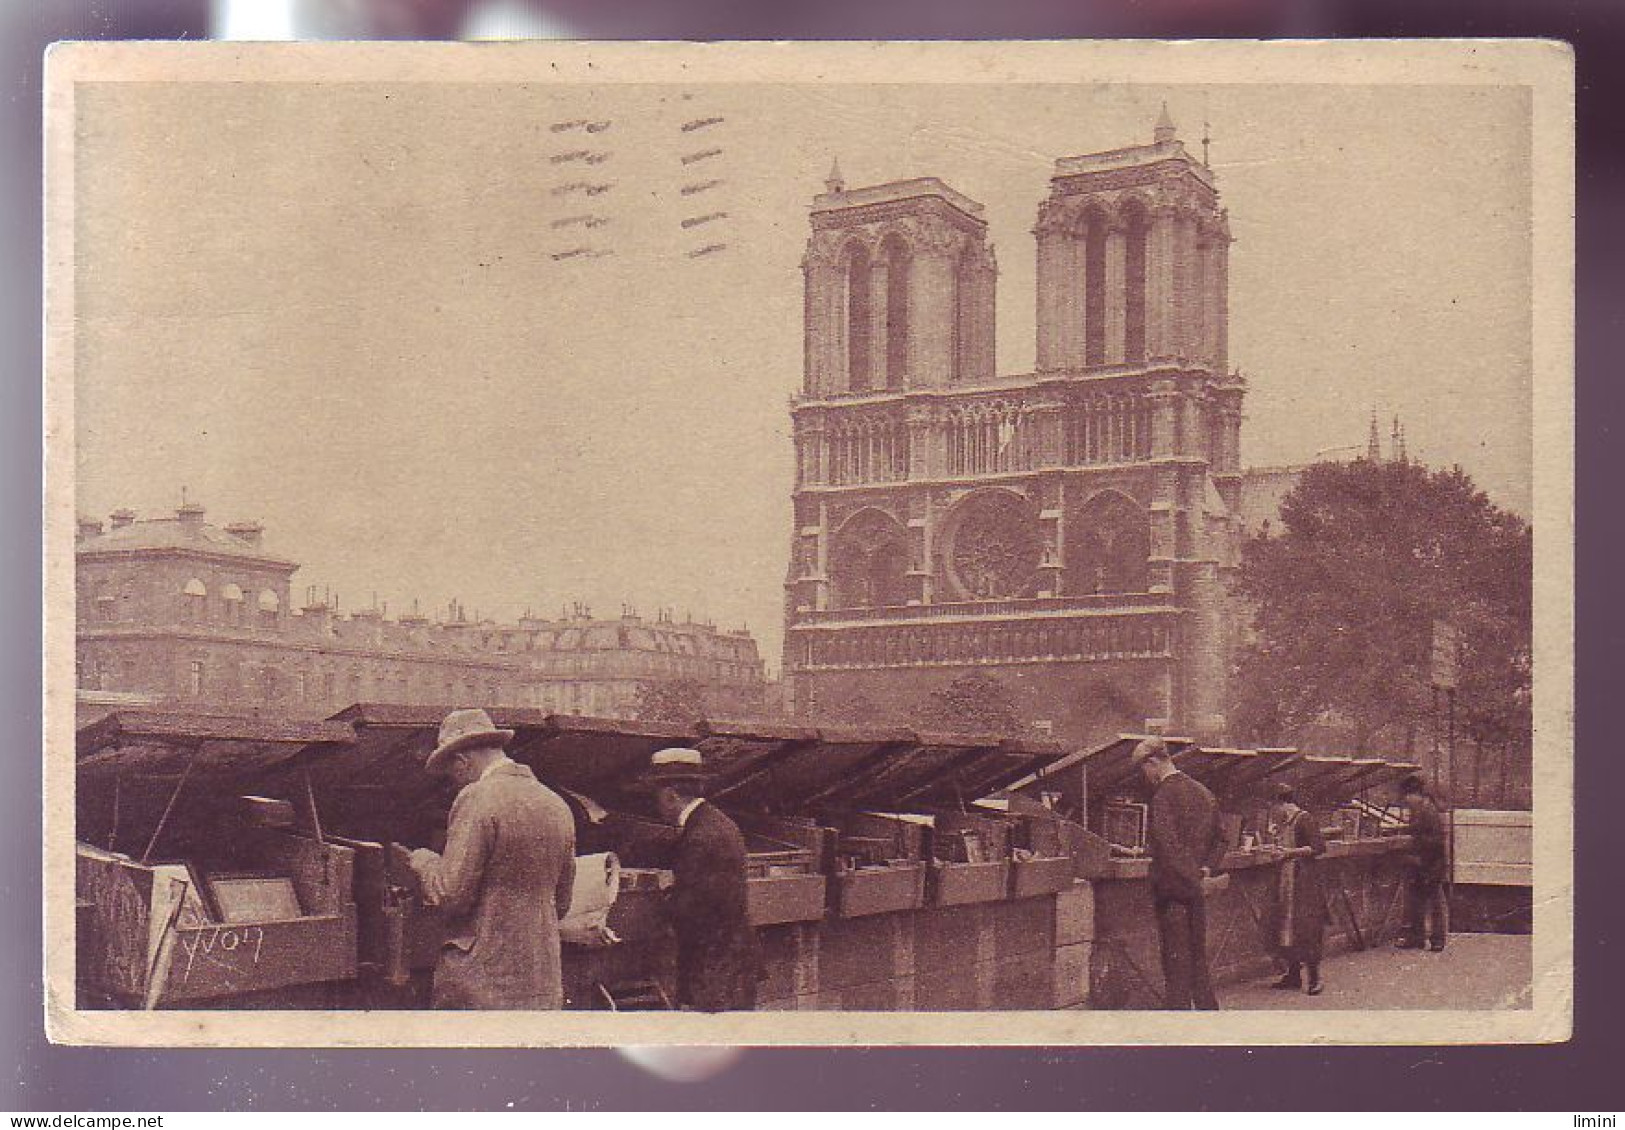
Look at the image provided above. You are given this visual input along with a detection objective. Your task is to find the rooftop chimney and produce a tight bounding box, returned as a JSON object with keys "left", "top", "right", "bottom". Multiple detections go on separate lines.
{"left": 301, "top": 584, "right": 332, "bottom": 633}
{"left": 109, "top": 508, "right": 136, "bottom": 529}
{"left": 226, "top": 520, "right": 264, "bottom": 547}
{"left": 76, "top": 517, "right": 104, "bottom": 542}
{"left": 177, "top": 501, "right": 206, "bottom": 524}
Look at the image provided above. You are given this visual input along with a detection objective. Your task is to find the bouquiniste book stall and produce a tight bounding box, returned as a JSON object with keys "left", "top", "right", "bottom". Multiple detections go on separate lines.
{"left": 1008, "top": 736, "right": 1422, "bottom": 1007}
{"left": 73, "top": 708, "right": 1425, "bottom": 1011}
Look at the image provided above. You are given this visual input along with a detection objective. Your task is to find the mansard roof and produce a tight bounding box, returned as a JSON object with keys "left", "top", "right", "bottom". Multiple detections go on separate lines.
{"left": 76, "top": 513, "right": 297, "bottom": 570}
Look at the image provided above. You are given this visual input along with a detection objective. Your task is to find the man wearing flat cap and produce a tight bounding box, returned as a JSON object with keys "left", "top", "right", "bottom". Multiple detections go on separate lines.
{"left": 641, "top": 748, "right": 762, "bottom": 1011}
{"left": 1133, "top": 736, "right": 1225, "bottom": 1009}
{"left": 409, "top": 708, "right": 577, "bottom": 1009}
{"left": 1391, "top": 773, "right": 1450, "bottom": 952}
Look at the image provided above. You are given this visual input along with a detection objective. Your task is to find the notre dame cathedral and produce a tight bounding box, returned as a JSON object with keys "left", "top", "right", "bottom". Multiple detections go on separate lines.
{"left": 782, "top": 108, "right": 1249, "bottom": 746}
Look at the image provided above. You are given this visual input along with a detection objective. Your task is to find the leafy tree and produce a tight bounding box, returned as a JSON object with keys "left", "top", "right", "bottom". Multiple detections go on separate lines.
{"left": 1233, "top": 458, "right": 1531, "bottom": 778}
{"left": 631, "top": 678, "right": 711, "bottom": 724}
{"left": 913, "top": 671, "right": 1028, "bottom": 736}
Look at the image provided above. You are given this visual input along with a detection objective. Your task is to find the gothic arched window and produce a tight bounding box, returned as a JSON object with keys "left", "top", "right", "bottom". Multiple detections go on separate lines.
{"left": 952, "top": 246, "right": 976, "bottom": 383}
{"left": 1084, "top": 211, "right": 1108, "bottom": 366}
{"left": 845, "top": 243, "right": 872, "bottom": 393}
{"left": 1065, "top": 491, "right": 1151, "bottom": 596}
{"left": 830, "top": 508, "right": 911, "bottom": 610}
{"left": 881, "top": 234, "right": 910, "bottom": 389}
{"left": 1123, "top": 203, "right": 1150, "bottom": 363}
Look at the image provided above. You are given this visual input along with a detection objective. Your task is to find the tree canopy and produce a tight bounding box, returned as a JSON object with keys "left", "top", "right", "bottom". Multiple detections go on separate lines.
{"left": 631, "top": 678, "right": 711, "bottom": 724}
{"left": 1233, "top": 458, "right": 1531, "bottom": 767}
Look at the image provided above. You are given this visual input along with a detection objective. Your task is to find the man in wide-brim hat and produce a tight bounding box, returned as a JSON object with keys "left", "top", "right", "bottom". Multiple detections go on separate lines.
{"left": 408, "top": 708, "right": 577, "bottom": 1009}
{"left": 637, "top": 747, "right": 762, "bottom": 1012}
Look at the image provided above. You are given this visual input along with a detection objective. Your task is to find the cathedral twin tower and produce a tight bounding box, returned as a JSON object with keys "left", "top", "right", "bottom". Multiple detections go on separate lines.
{"left": 785, "top": 108, "right": 1247, "bottom": 745}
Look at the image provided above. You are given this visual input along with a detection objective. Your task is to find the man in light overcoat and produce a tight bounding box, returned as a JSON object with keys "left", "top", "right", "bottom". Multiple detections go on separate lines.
{"left": 410, "top": 708, "right": 577, "bottom": 1009}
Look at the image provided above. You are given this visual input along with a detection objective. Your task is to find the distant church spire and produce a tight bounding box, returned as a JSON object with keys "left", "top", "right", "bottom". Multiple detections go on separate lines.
{"left": 824, "top": 158, "right": 845, "bottom": 194}
{"left": 1154, "top": 101, "right": 1177, "bottom": 144}
{"left": 1367, "top": 409, "right": 1382, "bottom": 462}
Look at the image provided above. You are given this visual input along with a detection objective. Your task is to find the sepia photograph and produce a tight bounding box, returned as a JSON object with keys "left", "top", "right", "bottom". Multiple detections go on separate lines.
{"left": 41, "top": 40, "right": 1573, "bottom": 1046}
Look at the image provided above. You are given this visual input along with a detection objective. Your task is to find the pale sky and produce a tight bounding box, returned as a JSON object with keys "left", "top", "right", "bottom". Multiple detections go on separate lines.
{"left": 74, "top": 81, "right": 1532, "bottom": 671}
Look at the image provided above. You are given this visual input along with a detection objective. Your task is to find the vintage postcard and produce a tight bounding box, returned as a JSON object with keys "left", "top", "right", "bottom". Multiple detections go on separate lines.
{"left": 42, "top": 39, "right": 1573, "bottom": 1046}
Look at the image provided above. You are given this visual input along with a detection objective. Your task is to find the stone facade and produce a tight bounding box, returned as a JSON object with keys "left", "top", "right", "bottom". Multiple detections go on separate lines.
{"left": 75, "top": 505, "right": 767, "bottom": 720}
{"left": 784, "top": 112, "right": 1248, "bottom": 745}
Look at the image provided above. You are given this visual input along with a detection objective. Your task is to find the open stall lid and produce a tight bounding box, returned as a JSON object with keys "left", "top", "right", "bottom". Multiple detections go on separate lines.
{"left": 696, "top": 724, "right": 1067, "bottom": 814}
{"left": 77, "top": 708, "right": 356, "bottom": 786}
{"left": 201, "top": 707, "right": 1075, "bottom": 821}
{"left": 1242, "top": 754, "right": 1424, "bottom": 807}
{"left": 1250, "top": 755, "right": 1347, "bottom": 804}
{"left": 703, "top": 722, "right": 911, "bottom": 812}
{"left": 317, "top": 704, "right": 696, "bottom": 813}
{"left": 1005, "top": 734, "right": 1200, "bottom": 799}
{"left": 1344, "top": 760, "right": 1424, "bottom": 796}
{"left": 76, "top": 708, "right": 359, "bottom": 863}
{"left": 1169, "top": 746, "right": 1259, "bottom": 793}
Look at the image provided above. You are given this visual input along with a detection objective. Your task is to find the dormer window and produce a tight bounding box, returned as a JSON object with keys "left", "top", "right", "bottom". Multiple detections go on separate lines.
{"left": 182, "top": 578, "right": 207, "bottom": 622}
{"left": 258, "top": 589, "right": 281, "bottom": 627}
{"left": 222, "top": 583, "right": 245, "bottom": 626}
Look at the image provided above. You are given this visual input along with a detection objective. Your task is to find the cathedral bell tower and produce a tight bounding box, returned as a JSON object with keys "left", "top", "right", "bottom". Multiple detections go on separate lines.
{"left": 1035, "top": 101, "right": 1231, "bottom": 381}
{"left": 801, "top": 169, "right": 996, "bottom": 396}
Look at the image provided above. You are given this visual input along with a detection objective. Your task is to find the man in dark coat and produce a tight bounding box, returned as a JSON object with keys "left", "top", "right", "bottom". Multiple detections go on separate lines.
{"left": 409, "top": 708, "right": 577, "bottom": 1009}
{"left": 1133, "top": 737, "right": 1225, "bottom": 1009}
{"left": 1393, "top": 773, "right": 1449, "bottom": 951}
{"left": 641, "top": 748, "right": 762, "bottom": 1011}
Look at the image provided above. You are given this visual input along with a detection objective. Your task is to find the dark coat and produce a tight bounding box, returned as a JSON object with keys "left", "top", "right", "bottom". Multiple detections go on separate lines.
{"left": 668, "top": 801, "right": 762, "bottom": 1011}
{"left": 1264, "top": 807, "right": 1329, "bottom": 964}
{"left": 415, "top": 760, "right": 577, "bottom": 1009}
{"left": 1147, "top": 771, "right": 1224, "bottom": 902}
{"left": 1403, "top": 796, "right": 1450, "bottom": 883}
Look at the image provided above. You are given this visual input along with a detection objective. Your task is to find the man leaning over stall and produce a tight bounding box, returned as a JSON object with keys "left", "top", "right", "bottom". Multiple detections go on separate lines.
{"left": 638, "top": 747, "right": 763, "bottom": 1012}
{"left": 1391, "top": 772, "right": 1450, "bottom": 952}
{"left": 409, "top": 708, "right": 577, "bottom": 1009}
{"left": 1133, "top": 737, "right": 1227, "bottom": 1010}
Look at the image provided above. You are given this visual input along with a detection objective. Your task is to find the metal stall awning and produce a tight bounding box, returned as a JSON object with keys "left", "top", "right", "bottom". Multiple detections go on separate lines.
{"left": 317, "top": 706, "right": 1068, "bottom": 819}
{"left": 78, "top": 708, "right": 356, "bottom": 781}
{"left": 75, "top": 708, "right": 358, "bottom": 861}
{"left": 1205, "top": 746, "right": 1303, "bottom": 800}
{"left": 1262, "top": 755, "right": 1421, "bottom": 806}
{"left": 1269, "top": 756, "right": 1356, "bottom": 805}
{"left": 1044, "top": 734, "right": 1200, "bottom": 798}
{"left": 528, "top": 716, "right": 1066, "bottom": 816}
{"left": 1169, "top": 746, "right": 1260, "bottom": 795}
{"left": 702, "top": 722, "right": 914, "bottom": 813}
{"left": 1341, "top": 760, "right": 1424, "bottom": 797}
{"left": 311, "top": 705, "right": 701, "bottom": 839}
{"left": 706, "top": 726, "right": 1067, "bottom": 815}
{"left": 325, "top": 704, "right": 695, "bottom": 784}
